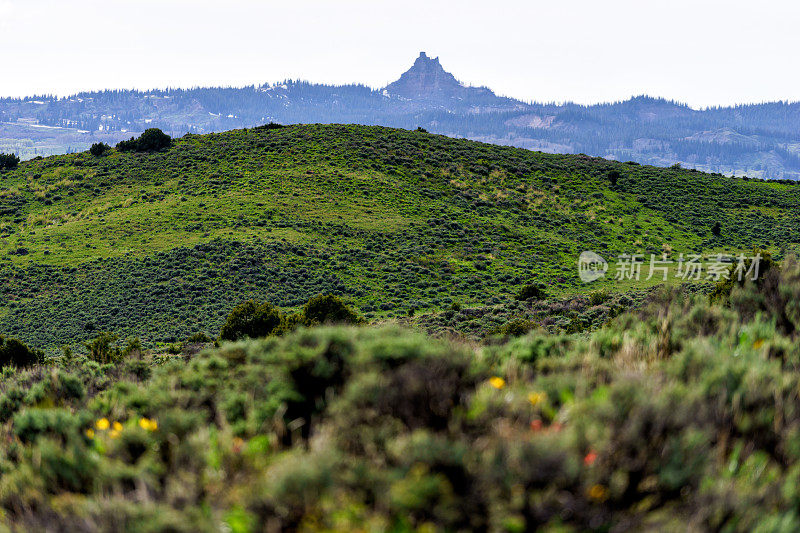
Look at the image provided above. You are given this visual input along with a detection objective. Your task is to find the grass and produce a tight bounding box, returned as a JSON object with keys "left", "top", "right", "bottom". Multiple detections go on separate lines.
{"left": 3, "top": 125, "right": 800, "bottom": 530}
{"left": 2, "top": 262, "right": 800, "bottom": 530}
{"left": 0, "top": 124, "right": 799, "bottom": 350}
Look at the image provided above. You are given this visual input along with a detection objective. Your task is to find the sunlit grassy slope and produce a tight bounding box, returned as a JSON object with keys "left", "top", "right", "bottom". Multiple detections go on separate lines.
{"left": 1, "top": 124, "right": 799, "bottom": 348}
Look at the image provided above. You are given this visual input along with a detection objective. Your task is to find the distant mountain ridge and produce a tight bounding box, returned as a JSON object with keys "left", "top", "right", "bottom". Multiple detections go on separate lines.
{"left": 2, "top": 53, "right": 800, "bottom": 179}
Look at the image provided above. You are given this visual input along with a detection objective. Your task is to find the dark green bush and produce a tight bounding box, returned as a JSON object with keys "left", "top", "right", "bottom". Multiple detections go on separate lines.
{"left": 491, "top": 318, "right": 536, "bottom": 337}
{"left": 116, "top": 128, "right": 171, "bottom": 152}
{"left": 84, "top": 332, "right": 120, "bottom": 364}
{"left": 220, "top": 300, "right": 282, "bottom": 341}
{"left": 731, "top": 254, "right": 800, "bottom": 335}
{"left": 709, "top": 249, "right": 775, "bottom": 306}
{"left": 0, "top": 335, "right": 41, "bottom": 369}
{"left": 589, "top": 289, "right": 610, "bottom": 306}
{"left": 186, "top": 332, "right": 212, "bottom": 343}
{"left": 0, "top": 152, "right": 19, "bottom": 170}
{"left": 136, "top": 128, "right": 172, "bottom": 151}
{"left": 274, "top": 313, "right": 308, "bottom": 335}
{"left": 13, "top": 408, "right": 84, "bottom": 444}
{"left": 515, "top": 283, "right": 547, "bottom": 301}
{"left": 89, "top": 143, "right": 111, "bottom": 157}
{"left": 255, "top": 122, "right": 285, "bottom": 130}
{"left": 116, "top": 137, "right": 138, "bottom": 152}
{"left": 302, "top": 294, "right": 360, "bottom": 325}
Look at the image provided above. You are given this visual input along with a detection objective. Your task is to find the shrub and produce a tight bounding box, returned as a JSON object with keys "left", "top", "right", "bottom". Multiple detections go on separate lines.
{"left": 709, "top": 249, "right": 775, "bottom": 305}
{"left": 116, "top": 128, "right": 172, "bottom": 152}
{"left": 186, "top": 332, "right": 212, "bottom": 343}
{"left": 89, "top": 143, "right": 111, "bottom": 157}
{"left": 515, "top": 284, "right": 547, "bottom": 301}
{"left": 116, "top": 137, "right": 138, "bottom": 152}
{"left": 84, "top": 332, "right": 120, "bottom": 364}
{"left": 711, "top": 221, "right": 722, "bottom": 236}
{"left": 302, "top": 294, "right": 360, "bottom": 325}
{"left": 274, "top": 313, "right": 309, "bottom": 335}
{"left": 220, "top": 300, "right": 282, "bottom": 341}
{"left": 608, "top": 170, "right": 621, "bottom": 186}
{"left": 121, "top": 337, "right": 143, "bottom": 358}
{"left": 136, "top": 128, "right": 172, "bottom": 151}
{"left": 166, "top": 343, "right": 182, "bottom": 355}
{"left": 255, "top": 122, "right": 285, "bottom": 130}
{"left": 0, "top": 335, "right": 41, "bottom": 369}
{"left": 730, "top": 254, "right": 800, "bottom": 335}
{"left": 589, "top": 289, "right": 610, "bottom": 306}
{"left": 491, "top": 318, "right": 536, "bottom": 337}
{"left": 0, "top": 152, "right": 20, "bottom": 170}
{"left": 13, "top": 408, "right": 84, "bottom": 444}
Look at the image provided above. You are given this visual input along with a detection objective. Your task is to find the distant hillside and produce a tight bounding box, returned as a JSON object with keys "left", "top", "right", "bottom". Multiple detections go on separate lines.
{"left": 3, "top": 53, "right": 800, "bottom": 179}
{"left": 1, "top": 124, "right": 799, "bottom": 351}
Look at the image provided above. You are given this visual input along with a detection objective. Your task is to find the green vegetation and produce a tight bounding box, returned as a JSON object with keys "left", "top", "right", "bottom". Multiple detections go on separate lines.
{"left": 302, "top": 293, "right": 361, "bottom": 325}
{"left": 0, "top": 152, "right": 19, "bottom": 170}
{"left": 219, "top": 300, "right": 283, "bottom": 341}
{"left": 515, "top": 283, "right": 547, "bottom": 301}
{"left": 0, "top": 124, "right": 797, "bottom": 352}
{"left": 83, "top": 331, "right": 123, "bottom": 364}
{"left": 219, "top": 294, "right": 361, "bottom": 342}
{"left": 0, "top": 334, "right": 40, "bottom": 368}
{"left": 116, "top": 128, "right": 172, "bottom": 153}
{"left": 90, "top": 142, "right": 111, "bottom": 157}
{"left": 3, "top": 124, "right": 800, "bottom": 529}
{"left": 0, "top": 257, "right": 797, "bottom": 530}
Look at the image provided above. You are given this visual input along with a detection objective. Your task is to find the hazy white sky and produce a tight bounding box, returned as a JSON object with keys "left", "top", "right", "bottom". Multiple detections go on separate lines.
{"left": 1, "top": 0, "right": 799, "bottom": 108}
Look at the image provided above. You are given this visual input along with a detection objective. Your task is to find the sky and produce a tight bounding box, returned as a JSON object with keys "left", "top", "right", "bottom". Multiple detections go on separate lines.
{"left": 1, "top": 0, "right": 800, "bottom": 108}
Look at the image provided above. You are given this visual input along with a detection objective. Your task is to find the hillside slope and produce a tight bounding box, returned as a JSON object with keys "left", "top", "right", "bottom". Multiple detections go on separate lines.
{"left": 1, "top": 124, "right": 799, "bottom": 350}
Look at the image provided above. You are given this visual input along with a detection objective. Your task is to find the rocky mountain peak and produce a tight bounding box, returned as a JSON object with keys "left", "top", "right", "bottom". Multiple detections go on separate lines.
{"left": 384, "top": 52, "right": 472, "bottom": 99}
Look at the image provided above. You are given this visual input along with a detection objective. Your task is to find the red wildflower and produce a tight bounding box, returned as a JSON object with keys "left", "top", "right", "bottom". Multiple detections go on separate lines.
{"left": 584, "top": 451, "right": 598, "bottom": 466}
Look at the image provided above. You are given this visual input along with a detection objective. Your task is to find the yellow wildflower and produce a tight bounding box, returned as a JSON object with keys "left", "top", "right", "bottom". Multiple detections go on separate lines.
{"left": 139, "top": 418, "right": 158, "bottom": 432}
{"left": 84, "top": 429, "right": 95, "bottom": 439}
{"left": 528, "top": 392, "right": 547, "bottom": 406}
{"left": 110, "top": 429, "right": 121, "bottom": 439}
{"left": 95, "top": 418, "right": 110, "bottom": 431}
{"left": 113, "top": 421, "right": 123, "bottom": 432}
{"left": 488, "top": 376, "right": 506, "bottom": 390}
{"left": 588, "top": 484, "right": 609, "bottom": 501}
{"left": 754, "top": 339, "right": 764, "bottom": 349}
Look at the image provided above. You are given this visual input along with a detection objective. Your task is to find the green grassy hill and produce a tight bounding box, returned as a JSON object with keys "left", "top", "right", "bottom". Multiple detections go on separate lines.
{"left": 4, "top": 125, "right": 800, "bottom": 531}
{"left": 1, "top": 124, "right": 799, "bottom": 350}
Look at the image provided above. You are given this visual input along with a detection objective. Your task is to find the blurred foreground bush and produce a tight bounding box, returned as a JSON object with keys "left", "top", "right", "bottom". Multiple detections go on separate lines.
{"left": 1, "top": 259, "right": 800, "bottom": 529}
